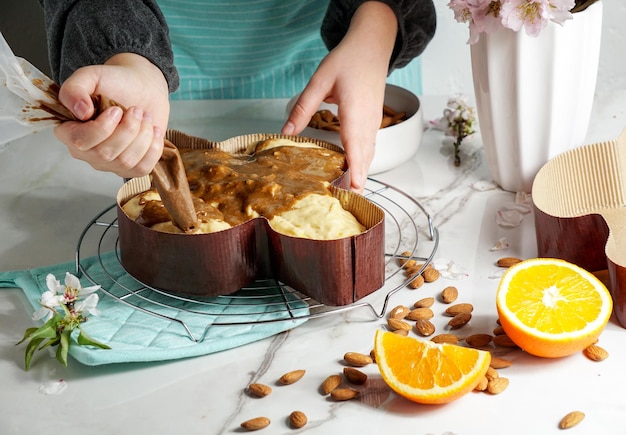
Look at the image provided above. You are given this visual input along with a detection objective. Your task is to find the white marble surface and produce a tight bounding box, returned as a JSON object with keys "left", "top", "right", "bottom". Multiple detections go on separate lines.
{"left": 1, "top": 95, "right": 626, "bottom": 435}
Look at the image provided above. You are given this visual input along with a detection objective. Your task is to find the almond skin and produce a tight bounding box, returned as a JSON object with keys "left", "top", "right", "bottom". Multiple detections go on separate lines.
{"left": 240, "top": 416, "right": 270, "bottom": 431}
{"left": 343, "top": 367, "right": 368, "bottom": 385}
{"left": 320, "top": 374, "right": 342, "bottom": 395}
{"left": 448, "top": 312, "right": 472, "bottom": 329}
{"left": 414, "top": 319, "right": 436, "bottom": 337}
{"left": 344, "top": 352, "right": 373, "bottom": 367}
{"left": 406, "top": 307, "right": 435, "bottom": 321}
{"left": 408, "top": 274, "right": 425, "bottom": 289}
{"left": 279, "top": 369, "right": 306, "bottom": 385}
{"left": 289, "top": 411, "right": 308, "bottom": 429}
{"left": 441, "top": 286, "right": 459, "bottom": 303}
{"left": 388, "top": 305, "right": 410, "bottom": 319}
{"left": 413, "top": 297, "right": 435, "bottom": 308}
{"left": 423, "top": 268, "right": 440, "bottom": 283}
{"left": 559, "top": 411, "right": 585, "bottom": 429}
{"left": 247, "top": 383, "right": 272, "bottom": 397}
{"left": 486, "top": 377, "right": 509, "bottom": 394}
{"left": 465, "top": 333, "right": 493, "bottom": 348}
{"left": 444, "top": 303, "right": 474, "bottom": 316}
{"left": 490, "top": 356, "right": 513, "bottom": 369}
{"left": 331, "top": 388, "right": 359, "bottom": 401}
{"left": 583, "top": 344, "right": 609, "bottom": 361}
{"left": 430, "top": 333, "right": 460, "bottom": 344}
{"left": 497, "top": 257, "right": 522, "bottom": 268}
{"left": 387, "top": 318, "right": 412, "bottom": 331}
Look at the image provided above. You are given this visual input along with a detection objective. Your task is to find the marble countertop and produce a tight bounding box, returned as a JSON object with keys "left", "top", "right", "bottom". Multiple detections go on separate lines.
{"left": 1, "top": 95, "right": 626, "bottom": 434}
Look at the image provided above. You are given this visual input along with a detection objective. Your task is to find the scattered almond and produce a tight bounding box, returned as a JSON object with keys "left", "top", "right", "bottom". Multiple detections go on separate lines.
{"left": 490, "top": 356, "right": 513, "bottom": 369}
{"left": 247, "top": 383, "right": 272, "bottom": 397}
{"left": 465, "top": 333, "right": 492, "bottom": 348}
{"left": 289, "top": 411, "right": 308, "bottom": 429}
{"left": 241, "top": 416, "right": 271, "bottom": 431}
{"left": 344, "top": 367, "right": 368, "bottom": 385}
{"left": 393, "top": 328, "right": 409, "bottom": 336}
{"left": 444, "top": 303, "right": 474, "bottom": 316}
{"left": 279, "top": 369, "right": 306, "bottom": 385}
{"left": 414, "top": 319, "right": 436, "bottom": 337}
{"left": 492, "top": 334, "right": 518, "bottom": 348}
{"left": 330, "top": 388, "right": 359, "bottom": 401}
{"left": 497, "top": 257, "right": 522, "bottom": 268}
{"left": 344, "top": 352, "right": 373, "bottom": 367}
{"left": 387, "top": 318, "right": 411, "bottom": 331}
{"left": 406, "top": 307, "right": 434, "bottom": 321}
{"left": 493, "top": 325, "right": 506, "bottom": 335}
{"left": 448, "top": 312, "right": 472, "bottom": 329}
{"left": 441, "top": 286, "right": 459, "bottom": 303}
{"left": 559, "top": 411, "right": 585, "bottom": 429}
{"left": 430, "top": 333, "right": 460, "bottom": 344}
{"left": 320, "top": 374, "right": 342, "bottom": 395}
{"left": 486, "top": 377, "right": 509, "bottom": 394}
{"left": 408, "top": 274, "right": 425, "bottom": 289}
{"left": 397, "top": 251, "right": 412, "bottom": 266}
{"left": 388, "top": 305, "right": 410, "bottom": 319}
{"left": 369, "top": 349, "right": 376, "bottom": 363}
{"left": 474, "top": 376, "right": 488, "bottom": 391}
{"left": 413, "top": 297, "right": 435, "bottom": 308}
{"left": 583, "top": 344, "right": 608, "bottom": 361}
{"left": 423, "top": 268, "right": 440, "bottom": 283}
{"left": 484, "top": 366, "right": 499, "bottom": 381}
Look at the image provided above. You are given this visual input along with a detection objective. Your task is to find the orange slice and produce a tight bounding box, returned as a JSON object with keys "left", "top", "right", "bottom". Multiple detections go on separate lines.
{"left": 496, "top": 258, "right": 613, "bottom": 358}
{"left": 374, "top": 330, "right": 491, "bottom": 404}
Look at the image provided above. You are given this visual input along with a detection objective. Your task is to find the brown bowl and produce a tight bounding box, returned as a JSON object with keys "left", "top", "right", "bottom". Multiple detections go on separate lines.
{"left": 116, "top": 132, "right": 386, "bottom": 306}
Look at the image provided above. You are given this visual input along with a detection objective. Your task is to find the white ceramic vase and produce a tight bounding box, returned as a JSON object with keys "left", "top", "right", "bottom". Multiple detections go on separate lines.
{"left": 470, "top": 1, "right": 603, "bottom": 193}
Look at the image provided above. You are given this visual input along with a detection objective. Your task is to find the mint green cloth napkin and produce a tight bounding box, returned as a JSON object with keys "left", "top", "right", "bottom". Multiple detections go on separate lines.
{"left": 0, "top": 252, "right": 308, "bottom": 366}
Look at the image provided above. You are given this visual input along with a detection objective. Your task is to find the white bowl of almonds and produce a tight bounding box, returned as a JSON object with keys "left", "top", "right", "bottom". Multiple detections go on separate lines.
{"left": 286, "top": 84, "right": 423, "bottom": 175}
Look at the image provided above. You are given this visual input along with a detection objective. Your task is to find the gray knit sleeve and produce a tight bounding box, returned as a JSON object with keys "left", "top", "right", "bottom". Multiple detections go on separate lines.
{"left": 321, "top": 0, "right": 437, "bottom": 73}
{"left": 38, "top": 0, "right": 179, "bottom": 92}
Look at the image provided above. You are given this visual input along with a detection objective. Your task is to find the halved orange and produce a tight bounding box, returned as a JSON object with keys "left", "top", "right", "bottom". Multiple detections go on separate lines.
{"left": 374, "top": 330, "right": 491, "bottom": 404}
{"left": 496, "top": 258, "right": 613, "bottom": 358}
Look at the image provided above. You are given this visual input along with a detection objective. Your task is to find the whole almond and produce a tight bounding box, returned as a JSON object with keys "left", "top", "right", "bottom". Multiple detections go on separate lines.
{"left": 583, "top": 344, "right": 608, "bottom": 361}
{"left": 330, "top": 388, "right": 359, "bottom": 401}
{"left": 430, "top": 333, "right": 460, "bottom": 344}
{"left": 408, "top": 274, "right": 425, "bottom": 289}
{"left": 406, "top": 307, "right": 434, "bottom": 321}
{"left": 423, "top": 268, "right": 440, "bottom": 283}
{"left": 474, "top": 376, "right": 489, "bottom": 391}
{"left": 559, "top": 411, "right": 585, "bottom": 429}
{"left": 493, "top": 325, "right": 506, "bottom": 335}
{"left": 279, "top": 369, "right": 306, "bottom": 385}
{"left": 248, "top": 383, "right": 272, "bottom": 397}
{"left": 497, "top": 257, "right": 522, "bottom": 268}
{"left": 485, "top": 366, "right": 499, "bottom": 381}
{"left": 486, "top": 377, "right": 509, "bottom": 394}
{"left": 369, "top": 349, "right": 376, "bottom": 363}
{"left": 490, "top": 356, "right": 513, "bottom": 369}
{"left": 344, "top": 352, "right": 373, "bottom": 367}
{"left": 413, "top": 297, "right": 435, "bottom": 308}
{"left": 240, "top": 416, "right": 270, "bottom": 431}
{"left": 393, "top": 328, "right": 409, "bottom": 336}
{"left": 289, "top": 411, "right": 308, "bottom": 429}
{"left": 441, "top": 286, "right": 459, "bottom": 303}
{"left": 448, "top": 312, "right": 472, "bottom": 329}
{"left": 465, "top": 333, "right": 493, "bottom": 348}
{"left": 321, "top": 374, "right": 342, "bottom": 395}
{"left": 414, "top": 319, "right": 436, "bottom": 336}
{"left": 389, "top": 305, "right": 410, "bottom": 319}
{"left": 444, "top": 303, "right": 474, "bottom": 316}
{"left": 398, "top": 251, "right": 412, "bottom": 266}
{"left": 387, "top": 317, "right": 411, "bottom": 331}
{"left": 344, "top": 367, "right": 368, "bottom": 385}
{"left": 492, "top": 334, "right": 518, "bottom": 348}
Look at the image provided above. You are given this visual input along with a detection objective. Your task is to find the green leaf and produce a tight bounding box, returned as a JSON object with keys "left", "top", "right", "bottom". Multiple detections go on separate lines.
{"left": 77, "top": 329, "right": 111, "bottom": 350}
{"left": 38, "top": 336, "right": 61, "bottom": 350}
{"left": 24, "top": 337, "right": 45, "bottom": 371}
{"left": 16, "top": 327, "right": 39, "bottom": 345}
{"left": 56, "top": 329, "right": 71, "bottom": 367}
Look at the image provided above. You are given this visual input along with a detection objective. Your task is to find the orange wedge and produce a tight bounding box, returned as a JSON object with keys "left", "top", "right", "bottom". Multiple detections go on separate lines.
{"left": 374, "top": 330, "right": 491, "bottom": 404}
{"left": 496, "top": 258, "right": 612, "bottom": 358}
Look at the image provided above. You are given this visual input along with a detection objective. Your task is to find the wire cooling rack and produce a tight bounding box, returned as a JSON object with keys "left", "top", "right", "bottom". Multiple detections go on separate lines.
{"left": 74, "top": 178, "right": 439, "bottom": 342}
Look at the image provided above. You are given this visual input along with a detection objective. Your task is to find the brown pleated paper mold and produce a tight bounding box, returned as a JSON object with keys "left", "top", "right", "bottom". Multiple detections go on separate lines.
{"left": 116, "top": 131, "right": 386, "bottom": 306}
{"left": 532, "top": 128, "right": 626, "bottom": 327}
